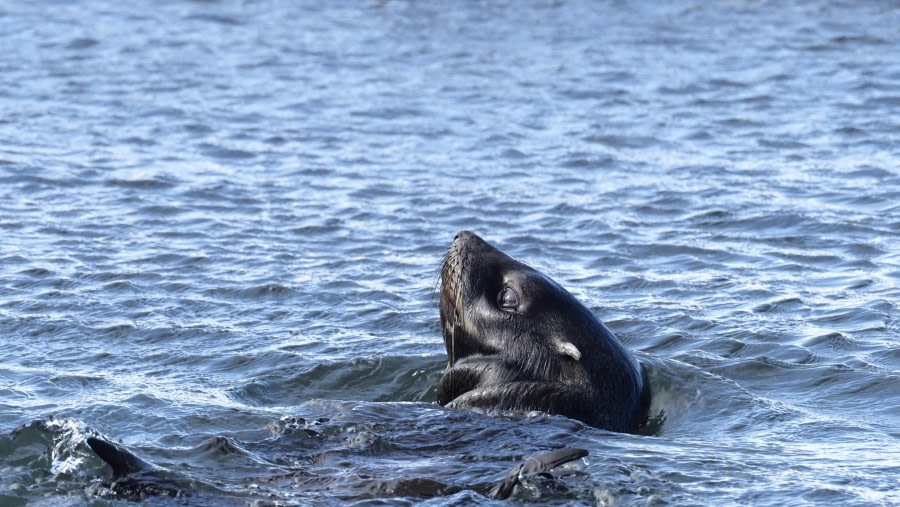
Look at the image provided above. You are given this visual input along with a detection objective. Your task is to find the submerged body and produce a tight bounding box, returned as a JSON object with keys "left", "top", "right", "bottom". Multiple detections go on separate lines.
{"left": 437, "top": 231, "right": 650, "bottom": 433}
{"left": 86, "top": 435, "right": 586, "bottom": 501}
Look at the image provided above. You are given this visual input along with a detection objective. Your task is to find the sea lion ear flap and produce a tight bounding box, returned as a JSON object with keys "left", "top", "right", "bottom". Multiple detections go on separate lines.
{"left": 554, "top": 340, "right": 581, "bottom": 361}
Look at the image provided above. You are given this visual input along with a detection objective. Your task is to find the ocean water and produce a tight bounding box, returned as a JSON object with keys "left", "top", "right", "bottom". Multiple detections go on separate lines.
{"left": 1, "top": 0, "right": 898, "bottom": 505}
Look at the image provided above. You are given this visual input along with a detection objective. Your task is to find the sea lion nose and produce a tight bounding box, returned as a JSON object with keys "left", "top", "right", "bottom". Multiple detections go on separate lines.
{"left": 454, "top": 230, "right": 476, "bottom": 242}
{"left": 453, "top": 231, "right": 493, "bottom": 252}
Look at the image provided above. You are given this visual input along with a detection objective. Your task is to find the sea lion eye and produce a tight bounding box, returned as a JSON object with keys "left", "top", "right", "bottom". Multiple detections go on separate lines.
{"left": 497, "top": 287, "right": 519, "bottom": 310}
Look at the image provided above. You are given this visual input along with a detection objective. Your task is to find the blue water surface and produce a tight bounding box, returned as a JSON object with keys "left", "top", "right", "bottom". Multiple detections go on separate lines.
{"left": 1, "top": 1, "right": 898, "bottom": 505}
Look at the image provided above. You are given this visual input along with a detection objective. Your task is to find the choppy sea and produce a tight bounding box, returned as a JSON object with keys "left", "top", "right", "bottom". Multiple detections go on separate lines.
{"left": 1, "top": 0, "right": 898, "bottom": 505}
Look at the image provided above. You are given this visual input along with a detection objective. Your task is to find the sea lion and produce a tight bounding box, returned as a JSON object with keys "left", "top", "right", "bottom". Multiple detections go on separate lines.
{"left": 437, "top": 231, "right": 650, "bottom": 433}
{"left": 86, "top": 435, "right": 586, "bottom": 500}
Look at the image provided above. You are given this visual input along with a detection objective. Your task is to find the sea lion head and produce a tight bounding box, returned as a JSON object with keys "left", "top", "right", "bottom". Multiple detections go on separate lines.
{"left": 437, "top": 231, "right": 649, "bottom": 433}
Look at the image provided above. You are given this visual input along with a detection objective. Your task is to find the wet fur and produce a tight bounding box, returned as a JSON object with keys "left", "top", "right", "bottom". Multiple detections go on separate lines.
{"left": 437, "top": 231, "right": 650, "bottom": 433}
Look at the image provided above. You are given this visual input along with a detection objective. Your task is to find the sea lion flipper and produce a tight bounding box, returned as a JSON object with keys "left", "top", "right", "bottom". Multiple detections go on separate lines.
{"left": 86, "top": 436, "right": 154, "bottom": 476}
{"left": 87, "top": 436, "right": 191, "bottom": 498}
{"left": 520, "top": 447, "right": 588, "bottom": 475}
{"left": 488, "top": 447, "right": 588, "bottom": 500}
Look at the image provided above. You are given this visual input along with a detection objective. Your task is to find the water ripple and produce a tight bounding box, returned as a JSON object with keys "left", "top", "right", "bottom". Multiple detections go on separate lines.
{"left": 0, "top": 0, "right": 898, "bottom": 504}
